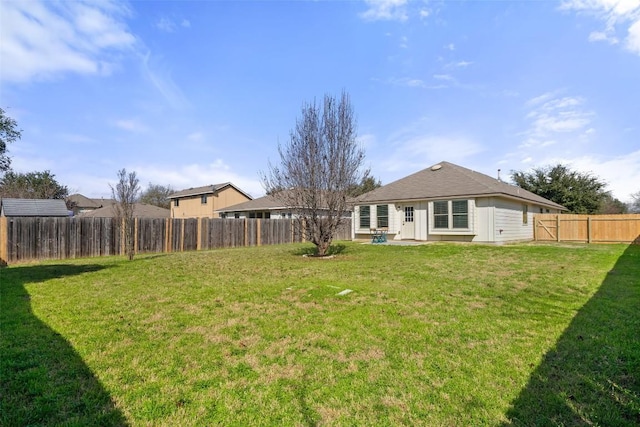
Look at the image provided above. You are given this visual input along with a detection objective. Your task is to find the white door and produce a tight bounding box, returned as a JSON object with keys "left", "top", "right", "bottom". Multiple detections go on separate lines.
{"left": 401, "top": 206, "right": 415, "bottom": 239}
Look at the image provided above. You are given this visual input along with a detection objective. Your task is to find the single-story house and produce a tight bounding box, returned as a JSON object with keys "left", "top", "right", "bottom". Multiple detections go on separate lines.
{"left": 168, "top": 183, "right": 252, "bottom": 219}
{"left": 217, "top": 194, "right": 292, "bottom": 219}
{"left": 353, "top": 161, "right": 566, "bottom": 243}
{"left": 1, "top": 198, "right": 70, "bottom": 217}
{"left": 218, "top": 191, "right": 353, "bottom": 219}
{"left": 79, "top": 203, "right": 170, "bottom": 218}
{"left": 67, "top": 194, "right": 116, "bottom": 216}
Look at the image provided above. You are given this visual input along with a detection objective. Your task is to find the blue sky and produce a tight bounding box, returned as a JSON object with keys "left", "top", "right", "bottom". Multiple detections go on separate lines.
{"left": 1, "top": 0, "right": 639, "bottom": 201}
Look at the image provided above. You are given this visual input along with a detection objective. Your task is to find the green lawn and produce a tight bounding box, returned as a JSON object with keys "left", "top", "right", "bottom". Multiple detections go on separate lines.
{"left": 1, "top": 242, "right": 639, "bottom": 426}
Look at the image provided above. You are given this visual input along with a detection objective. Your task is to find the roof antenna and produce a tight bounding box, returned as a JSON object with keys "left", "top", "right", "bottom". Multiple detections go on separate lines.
{"left": 497, "top": 169, "right": 501, "bottom": 181}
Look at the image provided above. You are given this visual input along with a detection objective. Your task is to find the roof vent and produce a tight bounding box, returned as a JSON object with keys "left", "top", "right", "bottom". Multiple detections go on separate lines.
{"left": 431, "top": 164, "right": 442, "bottom": 171}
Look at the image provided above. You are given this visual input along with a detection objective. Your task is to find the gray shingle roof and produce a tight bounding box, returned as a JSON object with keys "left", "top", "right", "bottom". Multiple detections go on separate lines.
{"left": 168, "top": 183, "right": 253, "bottom": 200}
{"left": 1, "top": 198, "right": 70, "bottom": 217}
{"left": 79, "top": 203, "right": 170, "bottom": 218}
{"left": 356, "top": 161, "right": 567, "bottom": 210}
{"left": 218, "top": 194, "right": 287, "bottom": 212}
{"left": 67, "top": 194, "right": 116, "bottom": 209}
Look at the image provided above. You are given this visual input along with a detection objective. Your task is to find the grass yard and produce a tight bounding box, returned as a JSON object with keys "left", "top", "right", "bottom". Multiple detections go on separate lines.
{"left": 1, "top": 242, "right": 639, "bottom": 426}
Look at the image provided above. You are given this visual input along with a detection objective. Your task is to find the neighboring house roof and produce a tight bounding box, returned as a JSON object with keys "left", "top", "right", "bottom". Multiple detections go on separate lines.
{"left": 1, "top": 198, "right": 70, "bottom": 217}
{"left": 356, "top": 161, "right": 567, "bottom": 210}
{"left": 219, "top": 191, "right": 354, "bottom": 213}
{"left": 67, "top": 194, "right": 116, "bottom": 209}
{"left": 168, "top": 183, "right": 253, "bottom": 200}
{"left": 218, "top": 194, "right": 288, "bottom": 212}
{"left": 80, "top": 203, "right": 170, "bottom": 218}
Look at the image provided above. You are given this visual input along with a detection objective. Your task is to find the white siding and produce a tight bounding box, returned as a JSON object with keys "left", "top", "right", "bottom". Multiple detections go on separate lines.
{"left": 494, "top": 199, "right": 532, "bottom": 243}
{"left": 475, "top": 197, "right": 496, "bottom": 242}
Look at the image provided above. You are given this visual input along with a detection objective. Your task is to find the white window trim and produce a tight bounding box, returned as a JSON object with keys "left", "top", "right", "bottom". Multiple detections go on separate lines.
{"left": 429, "top": 199, "right": 475, "bottom": 235}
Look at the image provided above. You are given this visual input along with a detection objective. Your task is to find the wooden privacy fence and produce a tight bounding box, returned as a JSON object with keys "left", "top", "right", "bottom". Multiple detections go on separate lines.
{"left": 534, "top": 214, "right": 640, "bottom": 244}
{"left": 0, "top": 217, "right": 352, "bottom": 265}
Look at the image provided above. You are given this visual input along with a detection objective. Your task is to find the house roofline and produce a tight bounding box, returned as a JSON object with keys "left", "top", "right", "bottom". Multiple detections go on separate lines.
{"left": 168, "top": 182, "right": 253, "bottom": 200}
{"left": 355, "top": 192, "right": 567, "bottom": 210}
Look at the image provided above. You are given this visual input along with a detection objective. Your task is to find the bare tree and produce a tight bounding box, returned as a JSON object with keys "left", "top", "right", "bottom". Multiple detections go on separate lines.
{"left": 111, "top": 169, "right": 140, "bottom": 260}
{"left": 630, "top": 190, "right": 640, "bottom": 213}
{"left": 139, "top": 183, "right": 174, "bottom": 209}
{"left": 262, "top": 91, "right": 366, "bottom": 256}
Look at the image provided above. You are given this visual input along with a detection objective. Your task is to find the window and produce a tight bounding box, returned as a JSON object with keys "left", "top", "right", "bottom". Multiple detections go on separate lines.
{"left": 522, "top": 204, "right": 528, "bottom": 225}
{"left": 359, "top": 206, "right": 370, "bottom": 228}
{"left": 201, "top": 195, "right": 208, "bottom": 204}
{"left": 433, "top": 200, "right": 469, "bottom": 230}
{"left": 404, "top": 206, "right": 414, "bottom": 223}
{"left": 376, "top": 205, "right": 388, "bottom": 228}
{"left": 452, "top": 200, "right": 469, "bottom": 228}
{"left": 234, "top": 213, "right": 240, "bottom": 219}
{"left": 174, "top": 199, "right": 180, "bottom": 207}
{"left": 433, "top": 201, "right": 449, "bottom": 229}
{"left": 220, "top": 213, "right": 227, "bottom": 219}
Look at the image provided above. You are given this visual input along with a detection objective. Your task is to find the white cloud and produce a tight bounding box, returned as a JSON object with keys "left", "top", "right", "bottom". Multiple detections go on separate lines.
{"left": 433, "top": 74, "right": 454, "bottom": 81}
{"left": 520, "top": 94, "right": 594, "bottom": 148}
{"left": 140, "top": 51, "right": 190, "bottom": 109}
{"left": 360, "top": 0, "right": 408, "bottom": 22}
{"left": 188, "top": 132, "right": 204, "bottom": 142}
{"left": 155, "top": 17, "right": 191, "bottom": 33}
{"left": 627, "top": 17, "right": 640, "bottom": 53}
{"left": 133, "top": 160, "right": 264, "bottom": 198}
{"left": 381, "top": 132, "right": 484, "bottom": 173}
{"left": 114, "top": 119, "right": 148, "bottom": 133}
{"left": 0, "top": 0, "right": 136, "bottom": 83}
{"left": 445, "top": 60, "right": 473, "bottom": 68}
{"left": 561, "top": 0, "right": 640, "bottom": 55}
{"left": 383, "top": 77, "right": 449, "bottom": 89}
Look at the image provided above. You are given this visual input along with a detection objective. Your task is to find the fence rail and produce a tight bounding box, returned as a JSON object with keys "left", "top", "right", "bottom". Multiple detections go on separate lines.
{"left": 0, "top": 217, "right": 352, "bottom": 265}
{"left": 534, "top": 214, "right": 640, "bottom": 244}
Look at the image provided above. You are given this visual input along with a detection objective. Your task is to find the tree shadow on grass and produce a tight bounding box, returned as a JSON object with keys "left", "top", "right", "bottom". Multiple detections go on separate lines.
{"left": 504, "top": 244, "right": 640, "bottom": 426}
{"left": 292, "top": 244, "right": 347, "bottom": 257}
{"left": 0, "top": 264, "right": 128, "bottom": 426}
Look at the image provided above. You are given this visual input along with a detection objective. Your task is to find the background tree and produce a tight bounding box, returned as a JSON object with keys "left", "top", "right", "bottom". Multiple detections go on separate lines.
{"left": 0, "top": 170, "right": 69, "bottom": 200}
{"left": 261, "top": 91, "right": 367, "bottom": 256}
{"left": 110, "top": 169, "right": 140, "bottom": 261}
{"left": 1, "top": 107, "right": 22, "bottom": 173}
{"left": 348, "top": 173, "right": 381, "bottom": 197}
{"left": 139, "top": 183, "right": 174, "bottom": 209}
{"left": 511, "top": 164, "right": 608, "bottom": 214}
{"left": 597, "top": 193, "right": 628, "bottom": 214}
{"left": 630, "top": 191, "right": 640, "bottom": 213}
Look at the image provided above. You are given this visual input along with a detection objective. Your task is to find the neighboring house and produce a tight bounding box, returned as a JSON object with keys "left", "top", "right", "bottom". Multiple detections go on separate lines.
{"left": 168, "top": 183, "right": 252, "bottom": 219}
{"left": 67, "top": 194, "right": 116, "bottom": 216}
{"left": 218, "top": 194, "right": 292, "bottom": 219}
{"left": 1, "top": 198, "right": 70, "bottom": 217}
{"left": 79, "top": 203, "right": 170, "bottom": 218}
{"left": 353, "top": 161, "right": 566, "bottom": 243}
{"left": 218, "top": 191, "right": 353, "bottom": 219}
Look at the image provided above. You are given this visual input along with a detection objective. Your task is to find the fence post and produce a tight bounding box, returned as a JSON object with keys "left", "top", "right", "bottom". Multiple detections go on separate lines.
{"left": 244, "top": 218, "right": 248, "bottom": 247}
{"left": 134, "top": 217, "right": 139, "bottom": 255}
{"left": 587, "top": 216, "right": 592, "bottom": 244}
{"left": 0, "top": 217, "right": 7, "bottom": 266}
{"left": 197, "top": 218, "right": 202, "bottom": 251}
{"left": 257, "top": 219, "right": 261, "bottom": 246}
{"left": 180, "top": 219, "right": 185, "bottom": 252}
{"left": 556, "top": 215, "right": 560, "bottom": 242}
